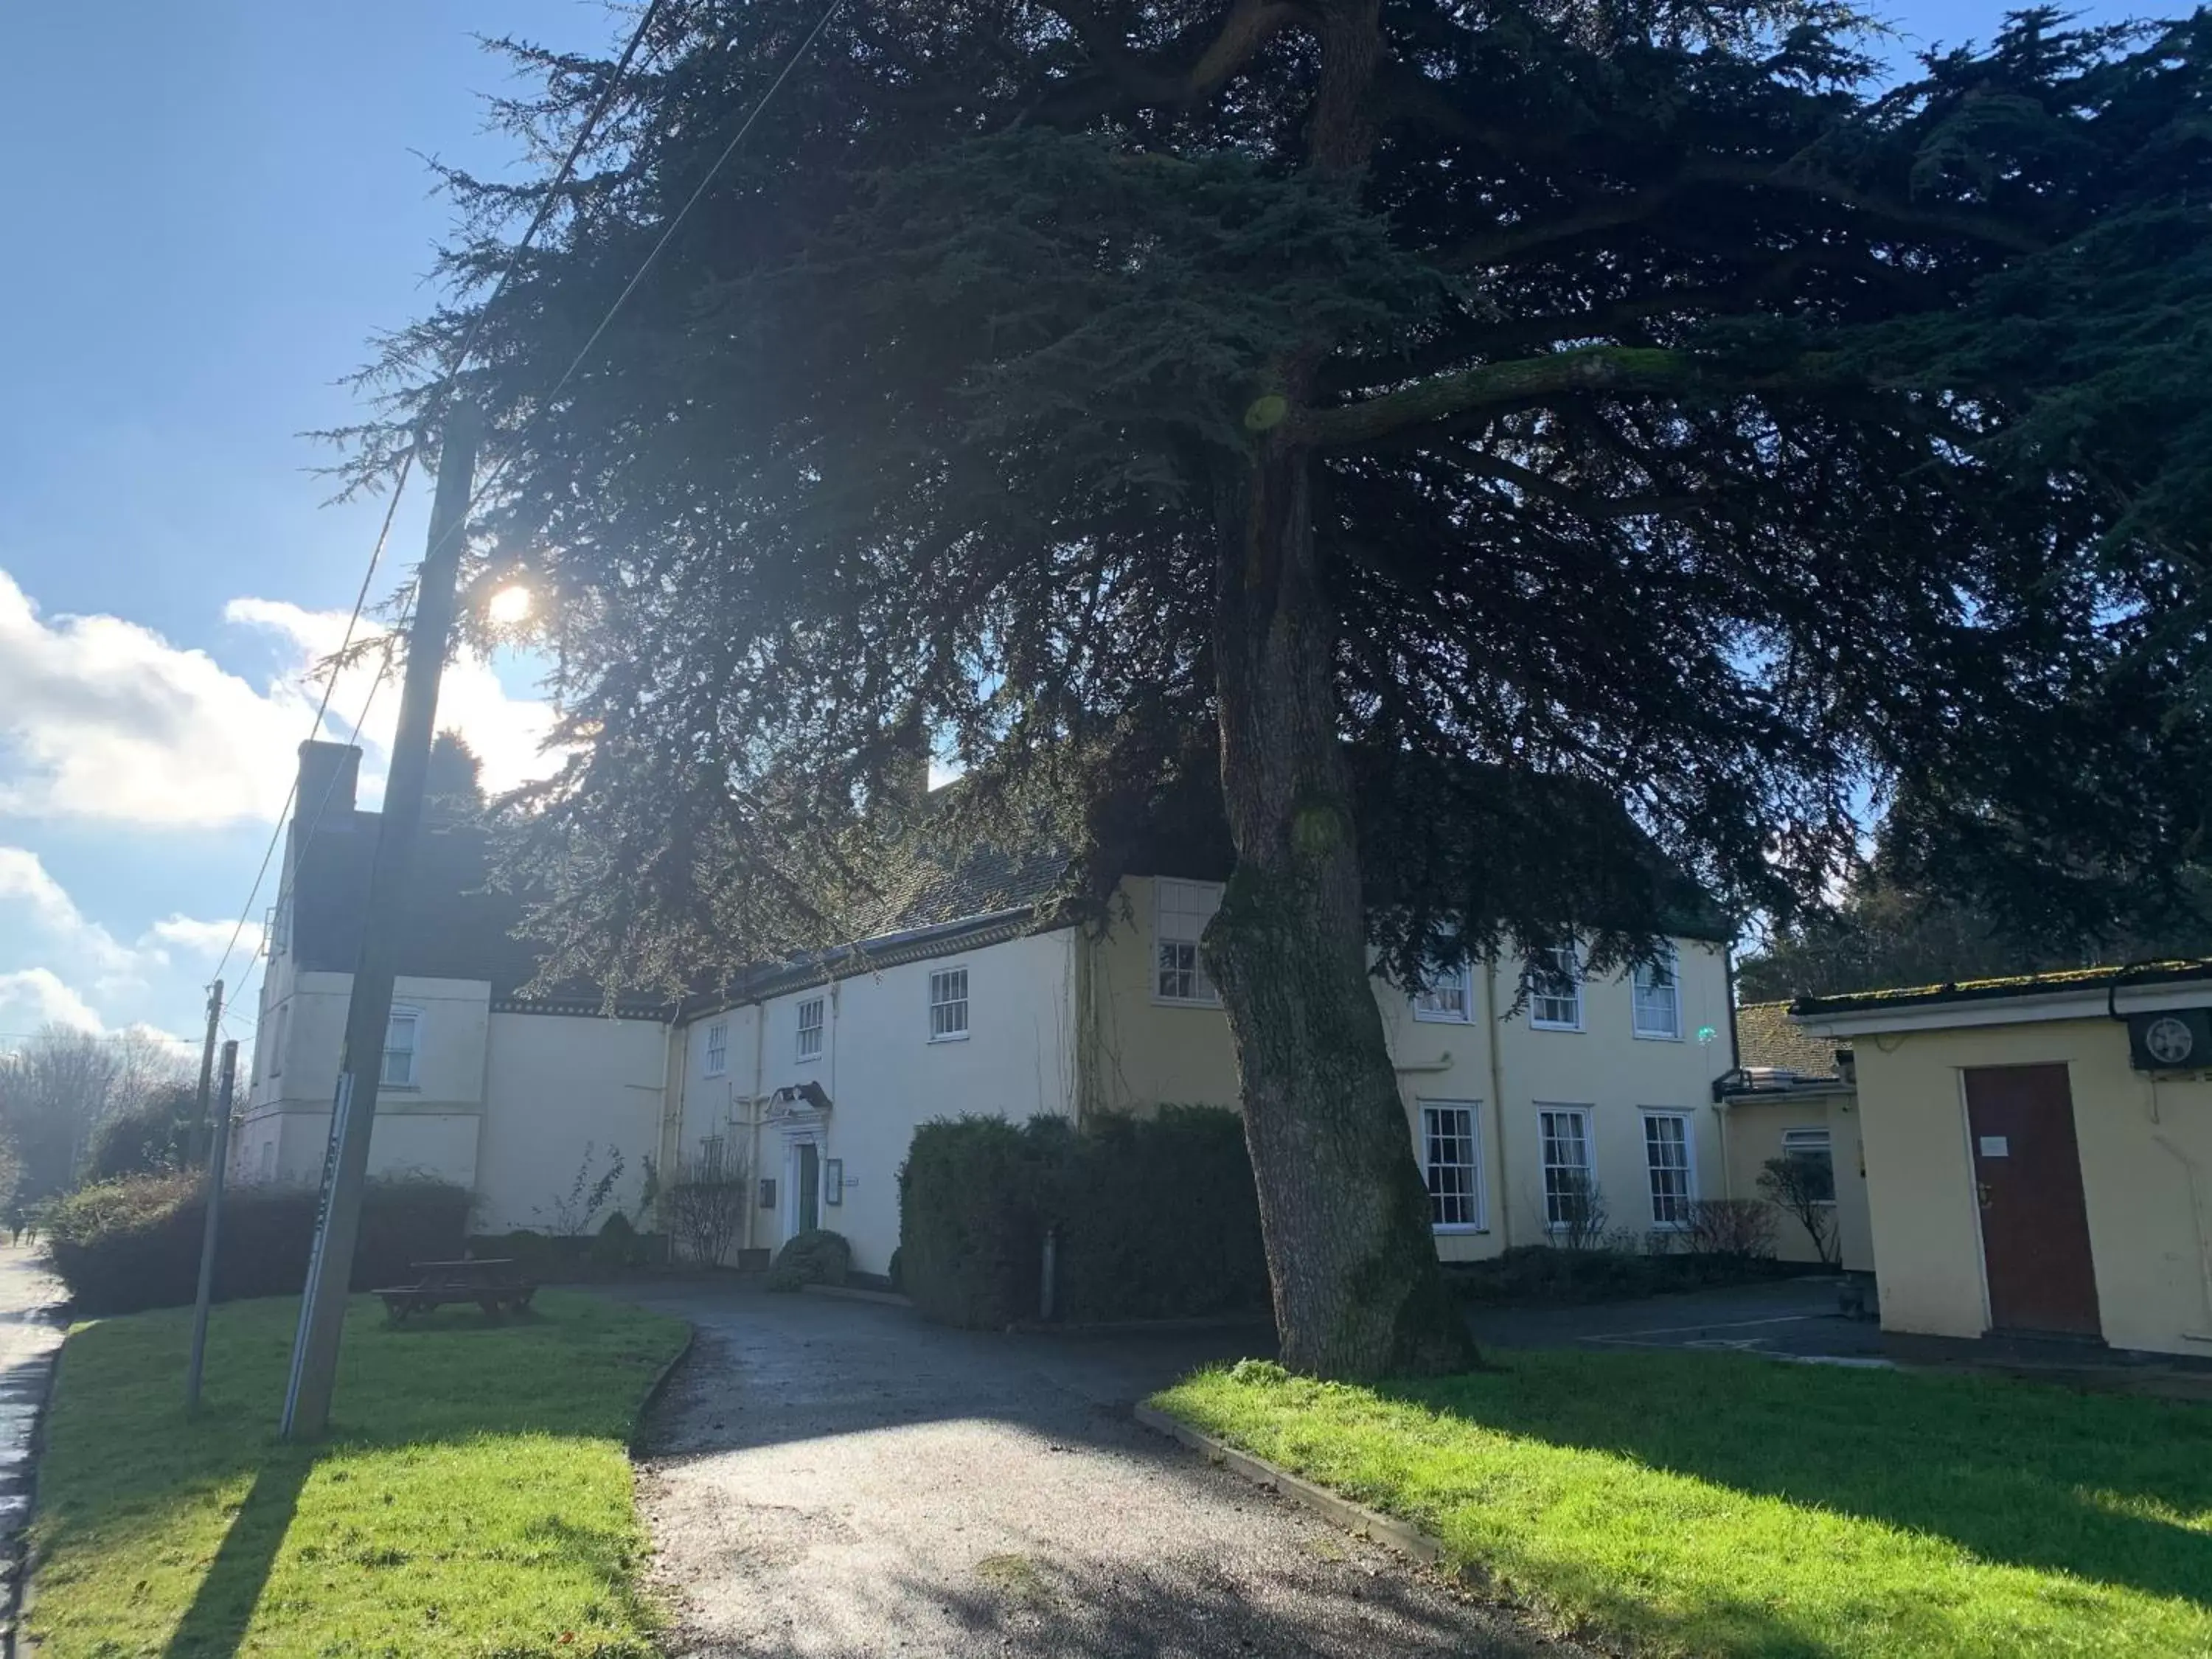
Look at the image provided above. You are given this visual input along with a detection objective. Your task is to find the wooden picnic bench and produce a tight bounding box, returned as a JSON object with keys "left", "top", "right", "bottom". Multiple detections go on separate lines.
{"left": 375, "top": 1258, "right": 538, "bottom": 1322}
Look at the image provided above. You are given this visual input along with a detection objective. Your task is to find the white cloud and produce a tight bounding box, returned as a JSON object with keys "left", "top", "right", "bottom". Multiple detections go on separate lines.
{"left": 224, "top": 598, "right": 563, "bottom": 799}
{"left": 0, "top": 968, "right": 102, "bottom": 1034}
{"left": 0, "top": 568, "right": 563, "bottom": 828}
{"left": 145, "top": 914, "right": 260, "bottom": 960}
{"left": 0, "top": 571, "right": 300, "bottom": 825}
{"left": 0, "top": 846, "right": 137, "bottom": 975}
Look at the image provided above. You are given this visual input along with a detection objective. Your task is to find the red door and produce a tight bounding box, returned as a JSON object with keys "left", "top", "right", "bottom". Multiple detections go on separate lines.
{"left": 1963, "top": 1064, "right": 2101, "bottom": 1339}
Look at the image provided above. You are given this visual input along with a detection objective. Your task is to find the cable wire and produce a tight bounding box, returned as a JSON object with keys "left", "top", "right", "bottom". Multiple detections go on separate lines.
{"left": 202, "top": 0, "right": 686, "bottom": 998}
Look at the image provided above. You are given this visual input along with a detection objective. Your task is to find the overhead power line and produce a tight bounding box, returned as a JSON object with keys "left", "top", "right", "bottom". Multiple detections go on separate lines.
{"left": 202, "top": 0, "right": 684, "bottom": 998}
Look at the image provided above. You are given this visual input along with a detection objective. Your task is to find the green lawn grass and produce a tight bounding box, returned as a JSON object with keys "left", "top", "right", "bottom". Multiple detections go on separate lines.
{"left": 1158, "top": 1352, "right": 2212, "bottom": 1658}
{"left": 27, "top": 1290, "right": 688, "bottom": 1658}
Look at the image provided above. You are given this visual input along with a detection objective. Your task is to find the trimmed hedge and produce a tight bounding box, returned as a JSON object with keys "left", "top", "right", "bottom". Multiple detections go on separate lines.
{"left": 45, "top": 1173, "right": 470, "bottom": 1315}
{"left": 1445, "top": 1243, "right": 1804, "bottom": 1307}
{"left": 766, "top": 1228, "right": 851, "bottom": 1292}
{"left": 899, "top": 1107, "right": 1270, "bottom": 1328}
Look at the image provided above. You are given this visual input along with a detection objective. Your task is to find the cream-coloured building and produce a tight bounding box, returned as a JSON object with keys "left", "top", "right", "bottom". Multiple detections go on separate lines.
{"left": 673, "top": 870, "right": 1736, "bottom": 1278}
{"left": 243, "top": 742, "right": 1743, "bottom": 1281}
{"left": 1795, "top": 964, "right": 2212, "bottom": 1359}
{"left": 1717, "top": 1002, "right": 1874, "bottom": 1271}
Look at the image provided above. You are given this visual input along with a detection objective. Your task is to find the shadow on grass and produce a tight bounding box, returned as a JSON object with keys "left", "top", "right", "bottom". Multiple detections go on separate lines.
{"left": 159, "top": 1458, "right": 309, "bottom": 1659}
{"left": 1380, "top": 1352, "right": 2212, "bottom": 1609}
{"left": 32, "top": 1292, "right": 681, "bottom": 1657}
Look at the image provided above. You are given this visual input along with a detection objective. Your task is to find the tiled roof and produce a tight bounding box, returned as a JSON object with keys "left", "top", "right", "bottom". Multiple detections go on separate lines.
{"left": 1734, "top": 1001, "right": 1843, "bottom": 1076}
{"left": 1791, "top": 958, "right": 2212, "bottom": 1018}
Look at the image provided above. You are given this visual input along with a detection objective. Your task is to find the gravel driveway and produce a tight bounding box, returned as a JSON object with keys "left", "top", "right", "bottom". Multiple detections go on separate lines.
{"left": 612, "top": 1282, "right": 1576, "bottom": 1659}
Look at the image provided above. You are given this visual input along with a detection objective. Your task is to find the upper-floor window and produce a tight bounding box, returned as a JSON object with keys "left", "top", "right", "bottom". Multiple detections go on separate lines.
{"left": 1527, "top": 944, "right": 1582, "bottom": 1030}
{"left": 1154, "top": 878, "right": 1222, "bottom": 1005}
{"left": 269, "top": 1001, "right": 287, "bottom": 1078}
{"left": 1632, "top": 945, "right": 1682, "bottom": 1040}
{"left": 704, "top": 1020, "right": 728, "bottom": 1077}
{"left": 929, "top": 967, "right": 970, "bottom": 1041}
{"left": 1412, "top": 959, "right": 1473, "bottom": 1023}
{"left": 381, "top": 1007, "right": 420, "bottom": 1088}
{"left": 797, "top": 996, "right": 824, "bottom": 1061}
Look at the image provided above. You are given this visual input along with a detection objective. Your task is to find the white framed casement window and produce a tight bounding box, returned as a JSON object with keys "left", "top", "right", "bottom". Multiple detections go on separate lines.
{"left": 796, "top": 997, "right": 824, "bottom": 1062}
{"left": 703, "top": 1020, "right": 729, "bottom": 1077}
{"left": 1781, "top": 1127, "right": 1837, "bottom": 1202}
{"left": 1642, "top": 1110, "right": 1697, "bottom": 1228}
{"left": 928, "top": 967, "right": 970, "bottom": 1041}
{"left": 1538, "top": 1105, "right": 1595, "bottom": 1231}
{"left": 1411, "top": 959, "right": 1474, "bottom": 1023}
{"left": 1153, "top": 878, "right": 1223, "bottom": 1006}
{"left": 1632, "top": 944, "right": 1683, "bottom": 1040}
{"left": 1420, "top": 1102, "right": 1484, "bottom": 1231}
{"left": 1527, "top": 944, "right": 1583, "bottom": 1030}
{"left": 381, "top": 1007, "right": 420, "bottom": 1088}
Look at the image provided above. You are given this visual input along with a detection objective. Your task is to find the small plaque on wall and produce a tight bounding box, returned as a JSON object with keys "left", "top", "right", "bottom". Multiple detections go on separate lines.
{"left": 759, "top": 1177, "right": 778, "bottom": 1208}
{"left": 824, "top": 1158, "right": 844, "bottom": 1206}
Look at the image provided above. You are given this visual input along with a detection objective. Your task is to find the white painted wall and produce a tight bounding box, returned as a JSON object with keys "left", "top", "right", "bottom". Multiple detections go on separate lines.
{"left": 476, "top": 1012, "right": 672, "bottom": 1234}
{"left": 674, "top": 928, "right": 1082, "bottom": 1276}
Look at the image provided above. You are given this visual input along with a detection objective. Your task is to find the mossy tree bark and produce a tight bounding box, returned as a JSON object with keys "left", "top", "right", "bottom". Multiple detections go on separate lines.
{"left": 1204, "top": 434, "right": 1480, "bottom": 1380}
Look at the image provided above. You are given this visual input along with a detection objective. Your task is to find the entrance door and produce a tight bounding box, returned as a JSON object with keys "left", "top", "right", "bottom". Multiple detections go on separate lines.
{"left": 1963, "top": 1064, "right": 2101, "bottom": 1338}
{"left": 796, "top": 1141, "right": 821, "bottom": 1236}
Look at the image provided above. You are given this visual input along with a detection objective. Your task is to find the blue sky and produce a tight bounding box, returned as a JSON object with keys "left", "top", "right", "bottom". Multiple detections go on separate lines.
{"left": 0, "top": 0, "right": 2130, "bottom": 1056}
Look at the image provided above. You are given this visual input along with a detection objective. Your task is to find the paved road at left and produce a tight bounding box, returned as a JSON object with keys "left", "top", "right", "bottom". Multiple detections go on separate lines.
{"left": 0, "top": 1245, "right": 65, "bottom": 1653}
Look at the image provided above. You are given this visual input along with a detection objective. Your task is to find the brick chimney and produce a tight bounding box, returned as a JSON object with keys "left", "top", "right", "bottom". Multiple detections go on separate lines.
{"left": 294, "top": 740, "right": 361, "bottom": 825}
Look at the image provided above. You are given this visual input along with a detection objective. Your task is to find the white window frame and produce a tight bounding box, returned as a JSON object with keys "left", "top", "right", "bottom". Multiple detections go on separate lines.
{"left": 1538, "top": 1105, "right": 1595, "bottom": 1231}
{"left": 1420, "top": 1101, "right": 1485, "bottom": 1231}
{"left": 1411, "top": 959, "right": 1474, "bottom": 1024}
{"left": 796, "top": 996, "right": 824, "bottom": 1062}
{"left": 1641, "top": 1109, "right": 1698, "bottom": 1229}
{"left": 703, "top": 1020, "right": 729, "bottom": 1078}
{"left": 1632, "top": 944, "right": 1683, "bottom": 1041}
{"left": 381, "top": 1006, "right": 421, "bottom": 1090}
{"left": 928, "top": 966, "right": 970, "bottom": 1043}
{"left": 1152, "top": 878, "right": 1223, "bottom": 1006}
{"left": 1782, "top": 1127, "right": 1838, "bottom": 1204}
{"left": 1528, "top": 944, "right": 1584, "bottom": 1031}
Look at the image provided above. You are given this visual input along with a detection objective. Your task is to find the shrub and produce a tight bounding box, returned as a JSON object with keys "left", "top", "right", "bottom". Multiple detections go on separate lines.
{"left": 1680, "top": 1197, "right": 1781, "bottom": 1261}
{"left": 1447, "top": 1237, "right": 1796, "bottom": 1307}
{"left": 45, "top": 1173, "right": 469, "bottom": 1315}
{"left": 766, "top": 1228, "right": 851, "bottom": 1292}
{"left": 664, "top": 1143, "right": 751, "bottom": 1267}
{"left": 898, "top": 1107, "right": 1270, "bottom": 1329}
{"left": 83, "top": 1096, "right": 189, "bottom": 1183}
{"left": 589, "top": 1210, "right": 641, "bottom": 1269}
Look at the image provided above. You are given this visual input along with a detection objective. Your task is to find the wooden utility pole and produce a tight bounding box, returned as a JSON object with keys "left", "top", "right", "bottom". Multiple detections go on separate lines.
{"left": 187, "top": 979, "right": 223, "bottom": 1166}
{"left": 185, "top": 1040, "right": 239, "bottom": 1412}
{"left": 281, "top": 404, "right": 481, "bottom": 1441}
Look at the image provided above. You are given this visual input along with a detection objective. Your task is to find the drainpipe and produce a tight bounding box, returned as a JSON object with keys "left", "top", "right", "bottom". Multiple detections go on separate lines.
{"left": 1483, "top": 954, "right": 1512, "bottom": 1245}
{"left": 745, "top": 1001, "right": 766, "bottom": 1256}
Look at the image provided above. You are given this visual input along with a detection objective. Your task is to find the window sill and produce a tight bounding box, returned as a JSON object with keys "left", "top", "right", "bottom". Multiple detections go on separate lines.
{"left": 1411, "top": 1010, "right": 1474, "bottom": 1026}
{"left": 928, "top": 1032, "right": 970, "bottom": 1044}
{"left": 1633, "top": 1029, "right": 1684, "bottom": 1043}
{"left": 1529, "top": 1021, "right": 1585, "bottom": 1034}
{"left": 1431, "top": 1225, "right": 1489, "bottom": 1235}
{"left": 378, "top": 1083, "right": 421, "bottom": 1094}
{"left": 795, "top": 1052, "right": 821, "bottom": 1065}
{"left": 703, "top": 1068, "right": 729, "bottom": 1081}
{"left": 1152, "top": 995, "right": 1223, "bottom": 1010}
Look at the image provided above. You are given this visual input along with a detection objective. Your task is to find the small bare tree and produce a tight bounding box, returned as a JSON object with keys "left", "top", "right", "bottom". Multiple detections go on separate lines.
{"left": 1759, "top": 1154, "right": 1840, "bottom": 1267}
{"left": 1680, "top": 1198, "right": 1780, "bottom": 1261}
{"left": 538, "top": 1142, "right": 626, "bottom": 1237}
{"left": 664, "top": 1141, "right": 752, "bottom": 1268}
{"left": 1548, "top": 1172, "right": 1608, "bottom": 1252}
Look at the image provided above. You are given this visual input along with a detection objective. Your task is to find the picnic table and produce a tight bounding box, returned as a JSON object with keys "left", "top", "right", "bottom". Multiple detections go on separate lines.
{"left": 375, "top": 1258, "right": 537, "bottom": 1322}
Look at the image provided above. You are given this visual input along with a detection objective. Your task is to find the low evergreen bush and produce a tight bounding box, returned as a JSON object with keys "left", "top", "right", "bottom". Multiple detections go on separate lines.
{"left": 898, "top": 1107, "right": 1270, "bottom": 1329}
{"left": 1446, "top": 1242, "right": 1801, "bottom": 1307}
{"left": 765, "top": 1228, "right": 851, "bottom": 1291}
{"left": 44, "top": 1173, "right": 469, "bottom": 1314}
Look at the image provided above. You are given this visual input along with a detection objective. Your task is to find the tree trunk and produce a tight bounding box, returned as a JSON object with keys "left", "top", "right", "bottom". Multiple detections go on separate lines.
{"left": 1204, "top": 437, "right": 1479, "bottom": 1379}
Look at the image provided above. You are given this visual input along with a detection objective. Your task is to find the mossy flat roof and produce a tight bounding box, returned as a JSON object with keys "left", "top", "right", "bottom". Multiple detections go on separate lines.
{"left": 1792, "top": 959, "right": 2212, "bottom": 1017}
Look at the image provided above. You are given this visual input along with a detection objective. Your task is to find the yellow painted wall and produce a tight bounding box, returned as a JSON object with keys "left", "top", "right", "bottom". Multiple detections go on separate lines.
{"left": 1847, "top": 1017, "right": 2212, "bottom": 1356}
{"left": 1082, "top": 880, "right": 1737, "bottom": 1259}
{"left": 1722, "top": 1092, "right": 1874, "bottom": 1271}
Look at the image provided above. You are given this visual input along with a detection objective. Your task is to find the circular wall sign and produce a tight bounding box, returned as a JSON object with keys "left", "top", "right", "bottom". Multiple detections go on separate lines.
{"left": 2145, "top": 1015, "right": 2197, "bottom": 1067}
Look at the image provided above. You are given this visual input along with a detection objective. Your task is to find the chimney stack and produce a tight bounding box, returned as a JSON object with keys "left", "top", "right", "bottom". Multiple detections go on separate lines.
{"left": 294, "top": 741, "right": 361, "bottom": 828}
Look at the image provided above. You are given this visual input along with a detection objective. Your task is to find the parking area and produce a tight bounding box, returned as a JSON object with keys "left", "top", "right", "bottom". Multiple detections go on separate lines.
{"left": 1467, "top": 1277, "right": 1891, "bottom": 1363}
